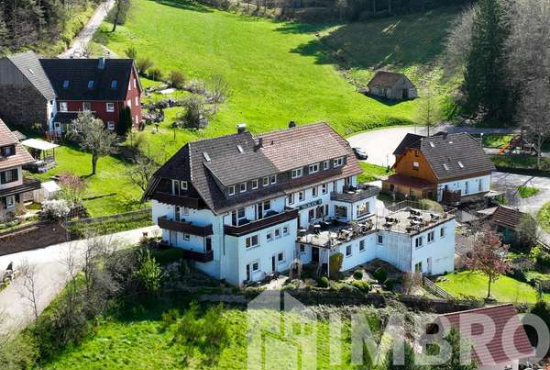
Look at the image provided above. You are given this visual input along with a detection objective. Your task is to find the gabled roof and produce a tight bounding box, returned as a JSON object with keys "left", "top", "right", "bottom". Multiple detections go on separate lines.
{"left": 437, "top": 304, "right": 534, "bottom": 366}
{"left": 148, "top": 123, "right": 362, "bottom": 214}
{"left": 5, "top": 51, "right": 56, "bottom": 100}
{"left": 0, "top": 119, "right": 35, "bottom": 169}
{"left": 367, "top": 71, "right": 408, "bottom": 89}
{"left": 40, "top": 58, "right": 135, "bottom": 101}
{"left": 394, "top": 133, "right": 495, "bottom": 181}
{"left": 491, "top": 206, "right": 527, "bottom": 230}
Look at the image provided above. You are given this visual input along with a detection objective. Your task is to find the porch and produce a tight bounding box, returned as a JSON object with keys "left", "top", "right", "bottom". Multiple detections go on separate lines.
{"left": 21, "top": 139, "right": 59, "bottom": 173}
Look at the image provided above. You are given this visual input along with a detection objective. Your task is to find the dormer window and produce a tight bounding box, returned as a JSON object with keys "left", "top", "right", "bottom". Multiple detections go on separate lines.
{"left": 88, "top": 80, "right": 94, "bottom": 89}
{"left": 111, "top": 80, "right": 118, "bottom": 89}
{"left": 252, "top": 179, "right": 259, "bottom": 189}
{"left": 309, "top": 163, "right": 319, "bottom": 174}
{"left": 291, "top": 168, "right": 303, "bottom": 179}
{"left": 443, "top": 163, "right": 450, "bottom": 171}
{"left": 1, "top": 145, "right": 14, "bottom": 157}
{"left": 458, "top": 161, "right": 464, "bottom": 168}
{"left": 228, "top": 185, "right": 236, "bottom": 196}
{"left": 333, "top": 157, "right": 344, "bottom": 167}
{"left": 413, "top": 161, "right": 419, "bottom": 170}
{"left": 240, "top": 183, "right": 247, "bottom": 193}
{"left": 63, "top": 80, "right": 70, "bottom": 89}
{"left": 270, "top": 175, "right": 277, "bottom": 184}
{"left": 172, "top": 180, "right": 188, "bottom": 195}
{"left": 263, "top": 177, "right": 269, "bottom": 186}
{"left": 323, "top": 160, "right": 329, "bottom": 170}
{"left": 60, "top": 102, "right": 68, "bottom": 112}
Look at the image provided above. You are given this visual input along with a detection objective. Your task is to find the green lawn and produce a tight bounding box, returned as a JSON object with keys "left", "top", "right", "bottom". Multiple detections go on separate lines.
{"left": 358, "top": 162, "right": 392, "bottom": 183}
{"left": 33, "top": 145, "right": 146, "bottom": 217}
{"left": 517, "top": 185, "right": 540, "bottom": 198}
{"left": 98, "top": 0, "right": 459, "bottom": 157}
{"left": 436, "top": 270, "right": 549, "bottom": 303}
{"left": 538, "top": 201, "right": 550, "bottom": 233}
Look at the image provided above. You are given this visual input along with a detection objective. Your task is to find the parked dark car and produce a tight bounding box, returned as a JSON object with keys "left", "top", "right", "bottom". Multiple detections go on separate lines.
{"left": 352, "top": 147, "right": 368, "bottom": 160}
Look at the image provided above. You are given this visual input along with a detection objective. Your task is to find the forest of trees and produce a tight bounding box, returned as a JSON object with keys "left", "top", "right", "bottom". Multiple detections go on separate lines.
{"left": 0, "top": 0, "right": 102, "bottom": 54}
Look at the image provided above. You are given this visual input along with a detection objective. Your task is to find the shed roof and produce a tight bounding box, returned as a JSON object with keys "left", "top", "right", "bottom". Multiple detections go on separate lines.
{"left": 6, "top": 51, "right": 56, "bottom": 100}
{"left": 367, "top": 71, "right": 410, "bottom": 89}
{"left": 21, "top": 139, "right": 59, "bottom": 151}
{"left": 491, "top": 206, "right": 527, "bottom": 230}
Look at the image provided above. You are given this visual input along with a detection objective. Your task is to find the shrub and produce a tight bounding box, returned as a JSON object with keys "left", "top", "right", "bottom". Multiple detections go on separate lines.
{"left": 41, "top": 199, "right": 70, "bottom": 221}
{"left": 373, "top": 267, "right": 387, "bottom": 283}
{"left": 533, "top": 246, "right": 550, "bottom": 268}
{"left": 318, "top": 276, "right": 329, "bottom": 288}
{"left": 329, "top": 253, "right": 343, "bottom": 279}
{"left": 125, "top": 46, "right": 138, "bottom": 60}
{"left": 384, "top": 278, "right": 396, "bottom": 291}
{"left": 136, "top": 57, "right": 154, "bottom": 76}
{"left": 353, "top": 269, "right": 363, "bottom": 280}
{"left": 148, "top": 67, "right": 163, "bottom": 81}
{"left": 352, "top": 280, "right": 371, "bottom": 293}
{"left": 168, "top": 70, "right": 186, "bottom": 89}
{"left": 419, "top": 199, "right": 444, "bottom": 213}
{"left": 134, "top": 250, "right": 163, "bottom": 292}
{"left": 117, "top": 106, "right": 133, "bottom": 136}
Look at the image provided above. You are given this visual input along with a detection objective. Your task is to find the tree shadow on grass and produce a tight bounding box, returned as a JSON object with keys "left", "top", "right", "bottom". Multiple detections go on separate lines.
{"left": 149, "top": 0, "right": 213, "bottom": 13}
{"left": 278, "top": 7, "right": 460, "bottom": 72}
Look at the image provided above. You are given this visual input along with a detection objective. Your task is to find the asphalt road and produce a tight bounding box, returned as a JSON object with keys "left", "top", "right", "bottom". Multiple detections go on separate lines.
{"left": 0, "top": 225, "right": 159, "bottom": 334}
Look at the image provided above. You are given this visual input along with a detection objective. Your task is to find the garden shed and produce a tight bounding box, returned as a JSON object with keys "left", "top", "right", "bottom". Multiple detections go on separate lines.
{"left": 367, "top": 71, "right": 417, "bottom": 101}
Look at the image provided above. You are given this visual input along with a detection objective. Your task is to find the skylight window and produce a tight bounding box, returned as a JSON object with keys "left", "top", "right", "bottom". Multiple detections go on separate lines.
{"left": 28, "top": 68, "right": 34, "bottom": 75}
{"left": 88, "top": 80, "right": 94, "bottom": 89}
{"left": 429, "top": 142, "right": 435, "bottom": 147}
{"left": 203, "top": 152, "right": 211, "bottom": 162}
{"left": 111, "top": 80, "right": 118, "bottom": 89}
{"left": 63, "top": 80, "right": 70, "bottom": 89}
{"left": 458, "top": 161, "right": 464, "bottom": 168}
{"left": 237, "top": 145, "right": 244, "bottom": 153}
{"left": 443, "top": 163, "right": 450, "bottom": 171}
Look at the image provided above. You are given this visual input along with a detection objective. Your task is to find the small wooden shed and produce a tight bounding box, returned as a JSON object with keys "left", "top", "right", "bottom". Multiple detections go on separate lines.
{"left": 367, "top": 71, "right": 417, "bottom": 101}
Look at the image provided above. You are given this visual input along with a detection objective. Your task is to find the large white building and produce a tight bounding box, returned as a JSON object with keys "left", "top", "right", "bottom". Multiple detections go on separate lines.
{"left": 144, "top": 122, "right": 455, "bottom": 286}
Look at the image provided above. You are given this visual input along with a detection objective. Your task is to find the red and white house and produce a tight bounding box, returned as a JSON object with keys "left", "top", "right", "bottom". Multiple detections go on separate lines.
{"left": 40, "top": 57, "right": 142, "bottom": 133}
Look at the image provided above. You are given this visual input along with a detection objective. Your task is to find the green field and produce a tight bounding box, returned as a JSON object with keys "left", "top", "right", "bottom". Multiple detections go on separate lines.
{"left": 33, "top": 145, "right": 145, "bottom": 217}
{"left": 98, "top": 0, "right": 459, "bottom": 157}
{"left": 436, "top": 270, "right": 549, "bottom": 303}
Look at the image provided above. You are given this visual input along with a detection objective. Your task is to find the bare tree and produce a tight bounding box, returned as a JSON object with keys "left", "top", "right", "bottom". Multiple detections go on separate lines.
{"left": 445, "top": 5, "right": 475, "bottom": 73}
{"left": 414, "top": 82, "right": 440, "bottom": 137}
{"left": 68, "top": 112, "right": 118, "bottom": 176}
{"left": 111, "top": 0, "right": 130, "bottom": 32}
{"left": 207, "top": 74, "right": 232, "bottom": 104}
{"left": 519, "top": 80, "right": 550, "bottom": 169}
{"left": 126, "top": 151, "right": 159, "bottom": 193}
{"left": 18, "top": 259, "right": 40, "bottom": 319}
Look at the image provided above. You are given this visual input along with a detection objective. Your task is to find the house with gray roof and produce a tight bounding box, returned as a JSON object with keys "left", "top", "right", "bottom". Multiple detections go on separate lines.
{"left": 144, "top": 122, "right": 456, "bottom": 286}
{"left": 383, "top": 132, "right": 496, "bottom": 204}
{"left": 367, "top": 71, "right": 418, "bottom": 100}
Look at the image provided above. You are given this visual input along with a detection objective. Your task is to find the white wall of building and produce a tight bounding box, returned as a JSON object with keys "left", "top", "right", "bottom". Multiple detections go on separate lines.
{"left": 410, "top": 219, "right": 455, "bottom": 275}
{"left": 0, "top": 167, "right": 23, "bottom": 191}
{"left": 437, "top": 174, "right": 491, "bottom": 201}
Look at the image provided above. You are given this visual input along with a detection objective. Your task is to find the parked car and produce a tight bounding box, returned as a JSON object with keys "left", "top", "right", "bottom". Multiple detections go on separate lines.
{"left": 353, "top": 147, "right": 368, "bottom": 160}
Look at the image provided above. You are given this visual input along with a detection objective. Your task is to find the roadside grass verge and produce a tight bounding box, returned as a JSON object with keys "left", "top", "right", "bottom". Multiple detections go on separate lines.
{"left": 436, "top": 270, "right": 549, "bottom": 303}
{"left": 517, "top": 185, "right": 540, "bottom": 198}
{"left": 481, "top": 134, "right": 513, "bottom": 148}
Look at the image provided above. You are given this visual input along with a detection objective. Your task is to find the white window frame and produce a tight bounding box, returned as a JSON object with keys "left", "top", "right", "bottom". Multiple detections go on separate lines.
{"left": 299, "top": 191, "right": 305, "bottom": 201}
{"left": 287, "top": 193, "right": 295, "bottom": 205}
{"left": 377, "top": 234, "right": 384, "bottom": 245}
{"left": 252, "top": 261, "right": 260, "bottom": 271}
{"left": 428, "top": 231, "right": 435, "bottom": 243}
{"left": 333, "top": 157, "right": 344, "bottom": 167}
{"left": 309, "top": 163, "right": 319, "bottom": 174}
{"left": 228, "top": 185, "right": 236, "bottom": 196}
{"left": 277, "top": 252, "right": 285, "bottom": 264}
{"left": 60, "top": 102, "right": 68, "bottom": 112}
{"left": 107, "top": 121, "right": 115, "bottom": 131}
{"left": 346, "top": 245, "right": 352, "bottom": 257}
{"left": 440, "top": 227, "right": 446, "bottom": 238}
{"left": 292, "top": 168, "right": 303, "bottom": 179}
{"left": 246, "top": 235, "right": 260, "bottom": 249}
{"left": 312, "top": 186, "right": 318, "bottom": 197}
{"left": 322, "top": 183, "right": 328, "bottom": 194}
{"left": 274, "top": 228, "right": 281, "bottom": 239}
{"left": 266, "top": 232, "right": 273, "bottom": 242}
{"left": 180, "top": 181, "right": 188, "bottom": 191}
{"left": 252, "top": 179, "right": 259, "bottom": 189}
{"left": 359, "top": 240, "right": 365, "bottom": 252}
{"left": 415, "top": 236, "right": 424, "bottom": 248}
{"left": 106, "top": 103, "right": 115, "bottom": 112}
{"left": 134, "top": 79, "right": 137, "bottom": 89}
{"left": 183, "top": 233, "right": 190, "bottom": 241}
{"left": 240, "top": 182, "right": 247, "bottom": 193}
{"left": 82, "top": 102, "right": 91, "bottom": 111}
{"left": 5, "top": 195, "right": 15, "bottom": 209}
{"left": 323, "top": 160, "right": 330, "bottom": 170}
{"left": 127, "top": 99, "right": 132, "bottom": 108}
{"left": 413, "top": 161, "right": 419, "bottom": 170}
{"left": 135, "top": 96, "right": 139, "bottom": 106}
{"left": 263, "top": 177, "right": 269, "bottom": 186}
{"left": 270, "top": 175, "right": 277, "bottom": 184}
{"left": 283, "top": 225, "right": 289, "bottom": 236}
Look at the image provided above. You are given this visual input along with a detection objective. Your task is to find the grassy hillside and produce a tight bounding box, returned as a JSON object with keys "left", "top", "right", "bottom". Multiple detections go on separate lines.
{"left": 98, "top": 0, "right": 460, "bottom": 156}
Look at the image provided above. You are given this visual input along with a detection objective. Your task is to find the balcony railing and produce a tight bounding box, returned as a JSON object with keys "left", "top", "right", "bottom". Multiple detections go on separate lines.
{"left": 151, "top": 192, "right": 201, "bottom": 208}
{"left": 224, "top": 208, "right": 298, "bottom": 237}
{"left": 158, "top": 216, "right": 213, "bottom": 237}
{"left": 182, "top": 249, "right": 214, "bottom": 263}
{"left": 0, "top": 178, "right": 41, "bottom": 198}
{"left": 330, "top": 184, "right": 380, "bottom": 203}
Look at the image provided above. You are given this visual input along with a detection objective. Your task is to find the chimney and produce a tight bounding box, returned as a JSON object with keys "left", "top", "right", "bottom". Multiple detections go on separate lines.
{"left": 289, "top": 121, "right": 297, "bottom": 129}
{"left": 237, "top": 123, "right": 247, "bottom": 134}
{"left": 255, "top": 137, "right": 263, "bottom": 152}
{"left": 98, "top": 57, "right": 106, "bottom": 70}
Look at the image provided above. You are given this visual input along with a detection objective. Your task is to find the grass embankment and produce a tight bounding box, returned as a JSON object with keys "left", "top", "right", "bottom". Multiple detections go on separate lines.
{"left": 517, "top": 185, "right": 539, "bottom": 198}
{"left": 33, "top": 146, "right": 145, "bottom": 217}
{"left": 358, "top": 162, "right": 392, "bottom": 183}
{"left": 436, "top": 271, "right": 549, "bottom": 303}
{"left": 538, "top": 202, "right": 550, "bottom": 233}
{"left": 98, "top": 0, "right": 459, "bottom": 157}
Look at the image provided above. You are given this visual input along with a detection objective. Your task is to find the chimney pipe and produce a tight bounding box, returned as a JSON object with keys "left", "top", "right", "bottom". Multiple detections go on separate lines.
{"left": 237, "top": 123, "right": 247, "bottom": 134}
{"left": 255, "top": 137, "right": 263, "bottom": 151}
{"left": 289, "top": 121, "right": 296, "bottom": 129}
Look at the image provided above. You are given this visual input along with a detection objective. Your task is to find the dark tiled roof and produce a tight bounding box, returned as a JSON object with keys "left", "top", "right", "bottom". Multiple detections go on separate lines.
{"left": 367, "top": 71, "right": 408, "bottom": 89}
{"left": 40, "top": 58, "right": 134, "bottom": 101}
{"left": 6, "top": 51, "right": 56, "bottom": 100}
{"left": 393, "top": 133, "right": 423, "bottom": 156}
{"left": 394, "top": 133, "right": 496, "bottom": 181}
{"left": 438, "top": 304, "right": 534, "bottom": 365}
{"left": 148, "top": 123, "right": 362, "bottom": 214}
{"left": 491, "top": 206, "right": 526, "bottom": 230}
{"left": 53, "top": 112, "right": 79, "bottom": 124}
{"left": 0, "top": 119, "right": 35, "bottom": 169}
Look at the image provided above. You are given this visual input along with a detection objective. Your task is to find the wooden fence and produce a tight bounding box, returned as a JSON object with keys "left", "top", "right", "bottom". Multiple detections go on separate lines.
{"left": 423, "top": 277, "right": 455, "bottom": 300}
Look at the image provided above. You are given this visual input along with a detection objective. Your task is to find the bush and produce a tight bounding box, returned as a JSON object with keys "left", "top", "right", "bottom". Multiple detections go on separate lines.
{"left": 353, "top": 270, "right": 363, "bottom": 280}
{"left": 41, "top": 199, "right": 70, "bottom": 221}
{"left": 384, "top": 278, "right": 396, "bottom": 291}
{"left": 134, "top": 250, "right": 163, "bottom": 292}
{"left": 148, "top": 67, "right": 163, "bottom": 81}
{"left": 351, "top": 280, "right": 371, "bottom": 293}
{"left": 419, "top": 199, "right": 444, "bottom": 213}
{"left": 318, "top": 276, "right": 329, "bottom": 288}
{"left": 125, "top": 46, "right": 138, "bottom": 60}
{"left": 373, "top": 267, "right": 387, "bottom": 283}
{"left": 329, "top": 253, "right": 343, "bottom": 279}
{"left": 168, "top": 70, "right": 186, "bottom": 89}
{"left": 533, "top": 246, "right": 550, "bottom": 268}
{"left": 136, "top": 57, "right": 154, "bottom": 76}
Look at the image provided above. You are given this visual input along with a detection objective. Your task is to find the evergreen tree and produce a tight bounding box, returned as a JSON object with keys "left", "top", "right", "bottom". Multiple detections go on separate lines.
{"left": 117, "top": 107, "right": 133, "bottom": 137}
{"left": 385, "top": 342, "right": 417, "bottom": 370}
{"left": 429, "top": 328, "right": 477, "bottom": 370}
{"left": 0, "top": 11, "right": 9, "bottom": 54}
{"left": 462, "top": 0, "right": 509, "bottom": 122}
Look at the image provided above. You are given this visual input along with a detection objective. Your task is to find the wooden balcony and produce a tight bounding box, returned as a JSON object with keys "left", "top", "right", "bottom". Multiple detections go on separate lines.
{"left": 330, "top": 184, "right": 380, "bottom": 204}
{"left": 224, "top": 208, "right": 298, "bottom": 237}
{"left": 151, "top": 192, "right": 202, "bottom": 208}
{"left": 0, "top": 178, "right": 41, "bottom": 198}
{"left": 182, "top": 249, "right": 214, "bottom": 263}
{"left": 158, "top": 216, "right": 213, "bottom": 237}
